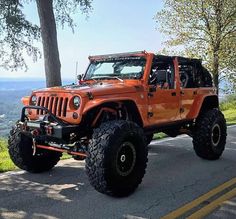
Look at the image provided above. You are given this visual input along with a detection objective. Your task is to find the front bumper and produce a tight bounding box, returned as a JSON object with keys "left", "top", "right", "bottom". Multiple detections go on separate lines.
{"left": 21, "top": 106, "right": 79, "bottom": 140}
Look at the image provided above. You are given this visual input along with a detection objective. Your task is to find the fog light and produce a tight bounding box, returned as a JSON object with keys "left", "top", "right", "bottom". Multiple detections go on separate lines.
{"left": 73, "top": 112, "right": 78, "bottom": 119}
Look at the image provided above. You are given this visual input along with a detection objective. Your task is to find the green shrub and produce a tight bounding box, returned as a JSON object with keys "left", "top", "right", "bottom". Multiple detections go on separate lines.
{"left": 223, "top": 109, "right": 236, "bottom": 125}
{"left": 220, "top": 94, "right": 236, "bottom": 111}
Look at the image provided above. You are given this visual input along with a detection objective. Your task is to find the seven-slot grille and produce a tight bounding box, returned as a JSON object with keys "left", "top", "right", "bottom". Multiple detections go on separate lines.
{"left": 36, "top": 96, "right": 68, "bottom": 117}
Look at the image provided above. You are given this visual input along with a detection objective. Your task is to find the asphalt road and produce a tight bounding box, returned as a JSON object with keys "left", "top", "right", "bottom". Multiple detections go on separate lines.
{"left": 0, "top": 126, "right": 235, "bottom": 219}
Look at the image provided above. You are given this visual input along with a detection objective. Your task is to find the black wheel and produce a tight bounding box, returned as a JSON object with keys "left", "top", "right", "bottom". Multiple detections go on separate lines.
{"left": 193, "top": 109, "right": 227, "bottom": 160}
{"left": 145, "top": 134, "right": 154, "bottom": 145}
{"left": 8, "top": 125, "right": 62, "bottom": 173}
{"left": 86, "top": 120, "right": 148, "bottom": 197}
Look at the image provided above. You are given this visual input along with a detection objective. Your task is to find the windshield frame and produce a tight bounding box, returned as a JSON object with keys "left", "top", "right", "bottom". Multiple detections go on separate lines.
{"left": 83, "top": 56, "right": 147, "bottom": 81}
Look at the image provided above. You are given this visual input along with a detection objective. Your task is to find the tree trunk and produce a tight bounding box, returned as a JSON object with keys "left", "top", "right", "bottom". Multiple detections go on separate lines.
{"left": 212, "top": 51, "right": 220, "bottom": 95}
{"left": 36, "top": 0, "right": 62, "bottom": 87}
{"left": 213, "top": 72, "right": 219, "bottom": 95}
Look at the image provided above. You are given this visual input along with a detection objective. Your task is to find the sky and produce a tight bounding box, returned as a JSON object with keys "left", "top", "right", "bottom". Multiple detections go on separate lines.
{"left": 0, "top": 0, "right": 164, "bottom": 80}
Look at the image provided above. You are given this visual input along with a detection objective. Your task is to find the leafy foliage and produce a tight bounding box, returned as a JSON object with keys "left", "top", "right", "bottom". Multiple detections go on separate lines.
{"left": 54, "top": 0, "right": 92, "bottom": 31}
{"left": 155, "top": 0, "right": 236, "bottom": 93}
{"left": 220, "top": 93, "right": 236, "bottom": 111}
{"left": 222, "top": 109, "right": 236, "bottom": 125}
{"left": 0, "top": 0, "right": 41, "bottom": 70}
{"left": 0, "top": 0, "right": 92, "bottom": 71}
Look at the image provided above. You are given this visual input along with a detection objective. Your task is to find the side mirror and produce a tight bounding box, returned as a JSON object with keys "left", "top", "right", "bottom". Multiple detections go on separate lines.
{"left": 77, "top": 74, "right": 84, "bottom": 81}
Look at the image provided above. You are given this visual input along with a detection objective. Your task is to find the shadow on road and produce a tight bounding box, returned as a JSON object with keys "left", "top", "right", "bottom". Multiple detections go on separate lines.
{"left": 0, "top": 137, "right": 235, "bottom": 219}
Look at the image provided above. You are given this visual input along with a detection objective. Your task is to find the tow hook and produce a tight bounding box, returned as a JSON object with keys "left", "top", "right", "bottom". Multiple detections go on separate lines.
{"left": 46, "top": 125, "right": 53, "bottom": 135}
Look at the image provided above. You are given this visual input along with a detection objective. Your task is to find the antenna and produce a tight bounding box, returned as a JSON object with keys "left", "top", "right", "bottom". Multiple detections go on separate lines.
{"left": 75, "top": 61, "right": 78, "bottom": 83}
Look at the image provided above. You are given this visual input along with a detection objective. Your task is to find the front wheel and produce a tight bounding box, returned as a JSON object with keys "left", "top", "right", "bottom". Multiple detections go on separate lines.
{"left": 8, "top": 125, "right": 62, "bottom": 173}
{"left": 86, "top": 120, "right": 148, "bottom": 197}
{"left": 193, "top": 109, "right": 227, "bottom": 160}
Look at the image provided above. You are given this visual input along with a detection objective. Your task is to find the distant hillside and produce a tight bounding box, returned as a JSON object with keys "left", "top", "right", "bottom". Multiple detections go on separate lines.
{"left": 0, "top": 79, "right": 74, "bottom": 137}
{"left": 0, "top": 90, "right": 29, "bottom": 136}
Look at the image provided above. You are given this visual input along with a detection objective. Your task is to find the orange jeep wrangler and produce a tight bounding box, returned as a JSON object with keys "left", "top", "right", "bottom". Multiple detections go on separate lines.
{"left": 8, "top": 51, "right": 227, "bottom": 197}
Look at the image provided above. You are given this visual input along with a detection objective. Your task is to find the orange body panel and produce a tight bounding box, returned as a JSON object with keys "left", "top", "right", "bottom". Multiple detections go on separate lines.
{"left": 23, "top": 51, "right": 217, "bottom": 128}
{"left": 186, "top": 88, "right": 217, "bottom": 119}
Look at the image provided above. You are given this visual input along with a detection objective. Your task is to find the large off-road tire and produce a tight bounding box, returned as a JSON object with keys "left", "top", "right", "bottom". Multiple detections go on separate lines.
{"left": 86, "top": 120, "right": 148, "bottom": 197}
{"left": 193, "top": 109, "right": 227, "bottom": 160}
{"left": 8, "top": 126, "right": 62, "bottom": 173}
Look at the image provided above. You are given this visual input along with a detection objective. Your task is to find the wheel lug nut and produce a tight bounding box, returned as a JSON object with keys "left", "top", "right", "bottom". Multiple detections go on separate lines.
{"left": 120, "top": 154, "right": 126, "bottom": 162}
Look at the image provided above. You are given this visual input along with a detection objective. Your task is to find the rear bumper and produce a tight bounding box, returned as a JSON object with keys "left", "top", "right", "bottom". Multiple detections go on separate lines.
{"left": 21, "top": 106, "right": 79, "bottom": 140}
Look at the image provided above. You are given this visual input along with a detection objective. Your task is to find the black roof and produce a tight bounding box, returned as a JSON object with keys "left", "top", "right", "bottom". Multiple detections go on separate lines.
{"left": 89, "top": 51, "right": 147, "bottom": 60}
{"left": 88, "top": 51, "right": 202, "bottom": 63}
{"left": 154, "top": 54, "right": 201, "bottom": 63}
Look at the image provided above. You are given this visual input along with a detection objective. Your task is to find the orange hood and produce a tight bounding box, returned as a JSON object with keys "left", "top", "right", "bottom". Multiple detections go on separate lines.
{"left": 32, "top": 81, "right": 141, "bottom": 97}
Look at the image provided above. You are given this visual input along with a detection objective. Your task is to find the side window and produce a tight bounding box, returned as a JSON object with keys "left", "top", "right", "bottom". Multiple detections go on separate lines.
{"left": 149, "top": 60, "right": 175, "bottom": 89}
{"left": 179, "top": 61, "right": 213, "bottom": 88}
{"left": 195, "top": 65, "right": 213, "bottom": 87}
{"left": 179, "top": 62, "right": 195, "bottom": 88}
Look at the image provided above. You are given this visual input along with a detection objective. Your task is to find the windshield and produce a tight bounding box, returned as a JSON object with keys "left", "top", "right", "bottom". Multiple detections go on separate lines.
{"left": 84, "top": 57, "right": 146, "bottom": 80}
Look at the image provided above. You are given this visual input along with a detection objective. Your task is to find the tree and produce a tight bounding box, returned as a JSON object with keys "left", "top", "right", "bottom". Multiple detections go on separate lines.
{"left": 155, "top": 0, "right": 236, "bottom": 94}
{"left": 0, "top": 0, "right": 92, "bottom": 87}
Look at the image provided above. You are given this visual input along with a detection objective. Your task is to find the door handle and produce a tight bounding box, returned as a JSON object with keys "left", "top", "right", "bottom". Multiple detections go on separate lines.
{"left": 180, "top": 91, "right": 184, "bottom": 95}
{"left": 171, "top": 92, "right": 176, "bottom": 96}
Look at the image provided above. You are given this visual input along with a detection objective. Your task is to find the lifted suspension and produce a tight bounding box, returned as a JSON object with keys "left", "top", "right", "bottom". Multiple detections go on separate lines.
{"left": 36, "top": 144, "right": 87, "bottom": 158}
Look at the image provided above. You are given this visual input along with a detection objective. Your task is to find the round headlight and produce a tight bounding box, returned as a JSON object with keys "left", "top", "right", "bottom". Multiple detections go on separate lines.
{"left": 73, "top": 96, "right": 81, "bottom": 109}
{"left": 31, "top": 95, "right": 37, "bottom": 105}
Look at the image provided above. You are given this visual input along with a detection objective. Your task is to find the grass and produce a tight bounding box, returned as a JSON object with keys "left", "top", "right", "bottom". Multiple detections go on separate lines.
{"left": 0, "top": 95, "right": 235, "bottom": 173}
{"left": 220, "top": 94, "right": 236, "bottom": 111}
{"left": 0, "top": 138, "right": 17, "bottom": 172}
{"left": 61, "top": 154, "right": 72, "bottom": 160}
{"left": 220, "top": 94, "right": 236, "bottom": 126}
{"left": 153, "top": 132, "right": 167, "bottom": 140}
{"left": 220, "top": 94, "right": 236, "bottom": 125}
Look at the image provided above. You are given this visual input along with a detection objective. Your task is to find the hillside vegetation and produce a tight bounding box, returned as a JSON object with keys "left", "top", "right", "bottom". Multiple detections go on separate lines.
{"left": 220, "top": 94, "right": 236, "bottom": 125}
{"left": 0, "top": 138, "right": 17, "bottom": 172}
{"left": 0, "top": 95, "right": 235, "bottom": 172}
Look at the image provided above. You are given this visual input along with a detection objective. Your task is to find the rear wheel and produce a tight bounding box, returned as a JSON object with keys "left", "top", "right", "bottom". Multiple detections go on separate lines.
{"left": 86, "top": 120, "right": 148, "bottom": 197}
{"left": 193, "top": 109, "right": 227, "bottom": 160}
{"left": 8, "top": 126, "right": 61, "bottom": 173}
